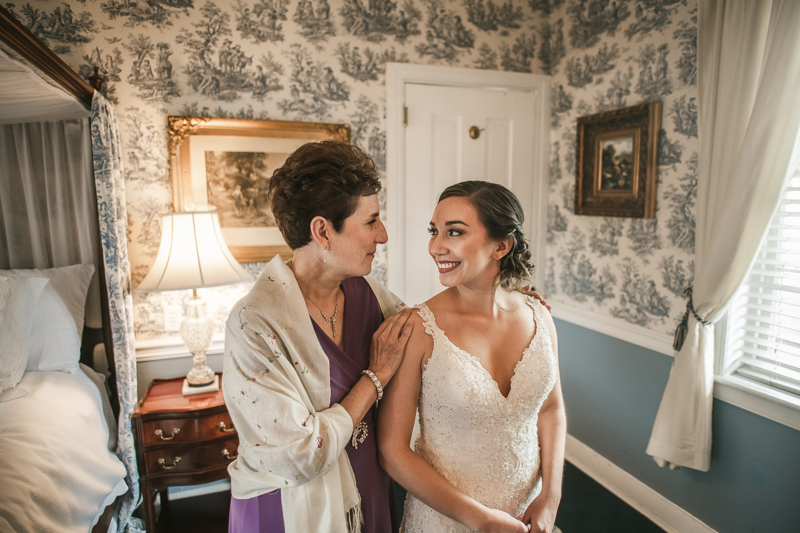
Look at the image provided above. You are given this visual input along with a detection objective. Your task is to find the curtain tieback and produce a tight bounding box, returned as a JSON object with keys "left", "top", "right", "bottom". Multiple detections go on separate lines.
{"left": 673, "top": 286, "right": 712, "bottom": 352}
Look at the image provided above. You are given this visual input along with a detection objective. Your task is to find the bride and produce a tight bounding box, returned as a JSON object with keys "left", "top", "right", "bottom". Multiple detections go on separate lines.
{"left": 377, "top": 181, "right": 566, "bottom": 533}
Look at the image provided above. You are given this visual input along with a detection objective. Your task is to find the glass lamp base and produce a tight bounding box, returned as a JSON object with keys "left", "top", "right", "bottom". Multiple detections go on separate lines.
{"left": 186, "top": 356, "right": 216, "bottom": 386}
{"left": 181, "top": 291, "right": 216, "bottom": 387}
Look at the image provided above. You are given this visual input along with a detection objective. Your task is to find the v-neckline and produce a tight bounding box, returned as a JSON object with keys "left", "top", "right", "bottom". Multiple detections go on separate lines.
{"left": 421, "top": 300, "right": 538, "bottom": 400}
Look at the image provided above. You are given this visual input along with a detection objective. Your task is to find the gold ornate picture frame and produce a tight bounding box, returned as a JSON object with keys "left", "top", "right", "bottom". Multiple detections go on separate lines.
{"left": 575, "top": 102, "right": 661, "bottom": 218}
{"left": 168, "top": 117, "right": 350, "bottom": 263}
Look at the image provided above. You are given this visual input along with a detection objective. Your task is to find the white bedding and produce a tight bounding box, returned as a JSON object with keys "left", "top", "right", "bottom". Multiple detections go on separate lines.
{"left": 0, "top": 367, "right": 128, "bottom": 532}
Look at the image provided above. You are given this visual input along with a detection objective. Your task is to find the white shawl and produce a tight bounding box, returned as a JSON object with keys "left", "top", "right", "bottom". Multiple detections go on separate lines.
{"left": 222, "top": 255, "right": 404, "bottom": 532}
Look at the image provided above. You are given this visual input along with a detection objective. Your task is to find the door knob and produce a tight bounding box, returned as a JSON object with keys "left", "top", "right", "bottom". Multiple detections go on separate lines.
{"left": 468, "top": 126, "right": 485, "bottom": 139}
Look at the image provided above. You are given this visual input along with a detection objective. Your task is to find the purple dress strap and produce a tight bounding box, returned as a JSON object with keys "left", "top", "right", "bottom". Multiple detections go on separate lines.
{"left": 229, "top": 277, "right": 398, "bottom": 533}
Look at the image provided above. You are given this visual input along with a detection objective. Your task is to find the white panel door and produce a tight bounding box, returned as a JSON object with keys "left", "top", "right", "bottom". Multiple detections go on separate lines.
{"left": 401, "top": 83, "right": 536, "bottom": 306}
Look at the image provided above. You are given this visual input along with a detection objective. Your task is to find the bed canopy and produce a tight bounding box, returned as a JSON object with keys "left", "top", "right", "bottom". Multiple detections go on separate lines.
{"left": 0, "top": 6, "right": 143, "bottom": 532}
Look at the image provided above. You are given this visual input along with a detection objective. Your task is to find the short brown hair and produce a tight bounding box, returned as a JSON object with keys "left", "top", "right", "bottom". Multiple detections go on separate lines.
{"left": 268, "top": 141, "right": 381, "bottom": 249}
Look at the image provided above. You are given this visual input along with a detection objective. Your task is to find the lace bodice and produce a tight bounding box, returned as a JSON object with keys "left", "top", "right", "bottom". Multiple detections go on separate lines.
{"left": 402, "top": 299, "right": 557, "bottom": 532}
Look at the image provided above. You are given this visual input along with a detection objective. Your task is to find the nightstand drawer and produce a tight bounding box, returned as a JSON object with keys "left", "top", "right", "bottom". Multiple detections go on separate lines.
{"left": 145, "top": 436, "right": 239, "bottom": 475}
{"left": 134, "top": 376, "right": 233, "bottom": 532}
{"left": 142, "top": 412, "right": 237, "bottom": 447}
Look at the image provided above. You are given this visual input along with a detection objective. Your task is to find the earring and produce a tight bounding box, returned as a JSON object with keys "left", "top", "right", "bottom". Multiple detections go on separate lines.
{"left": 323, "top": 246, "right": 329, "bottom": 263}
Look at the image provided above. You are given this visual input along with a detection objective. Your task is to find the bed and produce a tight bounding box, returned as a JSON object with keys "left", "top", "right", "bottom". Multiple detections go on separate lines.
{"left": 0, "top": 6, "right": 135, "bottom": 532}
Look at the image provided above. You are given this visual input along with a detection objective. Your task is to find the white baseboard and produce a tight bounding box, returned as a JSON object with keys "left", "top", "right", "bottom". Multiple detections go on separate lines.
{"left": 565, "top": 435, "right": 717, "bottom": 533}
{"left": 550, "top": 301, "right": 674, "bottom": 357}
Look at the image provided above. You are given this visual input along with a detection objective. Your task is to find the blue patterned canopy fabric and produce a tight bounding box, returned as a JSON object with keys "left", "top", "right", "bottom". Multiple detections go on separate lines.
{"left": 91, "top": 93, "right": 144, "bottom": 533}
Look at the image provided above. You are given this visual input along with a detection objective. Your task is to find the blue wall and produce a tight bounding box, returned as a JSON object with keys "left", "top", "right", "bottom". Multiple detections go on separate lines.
{"left": 556, "top": 318, "right": 800, "bottom": 533}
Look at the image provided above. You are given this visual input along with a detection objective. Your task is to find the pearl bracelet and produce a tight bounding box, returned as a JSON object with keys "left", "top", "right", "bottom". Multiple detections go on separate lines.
{"left": 361, "top": 369, "right": 384, "bottom": 401}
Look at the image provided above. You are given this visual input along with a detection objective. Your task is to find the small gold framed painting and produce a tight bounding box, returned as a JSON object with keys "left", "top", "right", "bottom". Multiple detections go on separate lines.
{"left": 575, "top": 102, "right": 661, "bottom": 218}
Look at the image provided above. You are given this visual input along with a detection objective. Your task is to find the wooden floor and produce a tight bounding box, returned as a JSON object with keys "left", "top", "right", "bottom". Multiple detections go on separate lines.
{"left": 153, "top": 491, "right": 230, "bottom": 533}
{"left": 153, "top": 461, "right": 665, "bottom": 532}
{"left": 555, "top": 462, "right": 665, "bottom": 533}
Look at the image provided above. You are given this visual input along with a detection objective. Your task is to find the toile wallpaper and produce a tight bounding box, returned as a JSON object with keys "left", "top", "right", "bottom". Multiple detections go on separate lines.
{"left": 7, "top": 0, "right": 696, "bottom": 342}
{"left": 544, "top": 0, "right": 697, "bottom": 335}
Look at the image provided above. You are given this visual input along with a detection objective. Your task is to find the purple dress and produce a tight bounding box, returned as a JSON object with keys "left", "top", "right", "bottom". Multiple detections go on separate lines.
{"left": 229, "top": 277, "right": 398, "bottom": 533}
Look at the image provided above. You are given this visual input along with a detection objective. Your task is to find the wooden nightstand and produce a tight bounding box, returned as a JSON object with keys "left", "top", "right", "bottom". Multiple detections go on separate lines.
{"left": 132, "top": 375, "right": 238, "bottom": 532}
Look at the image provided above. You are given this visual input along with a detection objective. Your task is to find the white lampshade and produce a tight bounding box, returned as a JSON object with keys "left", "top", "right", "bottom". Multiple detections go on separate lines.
{"left": 138, "top": 210, "right": 252, "bottom": 291}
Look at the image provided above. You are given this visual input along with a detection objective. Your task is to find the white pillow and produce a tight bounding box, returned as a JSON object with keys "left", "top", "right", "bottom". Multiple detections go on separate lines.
{"left": 0, "top": 275, "right": 48, "bottom": 401}
{"left": 0, "top": 265, "right": 95, "bottom": 373}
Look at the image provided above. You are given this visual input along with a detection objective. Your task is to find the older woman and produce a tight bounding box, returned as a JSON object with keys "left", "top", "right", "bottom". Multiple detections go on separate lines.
{"left": 223, "top": 140, "right": 413, "bottom": 533}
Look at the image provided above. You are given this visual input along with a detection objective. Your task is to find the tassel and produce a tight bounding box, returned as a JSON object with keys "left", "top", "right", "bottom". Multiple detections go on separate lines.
{"left": 673, "top": 311, "right": 689, "bottom": 352}
{"left": 673, "top": 286, "right": 711, "bottom": 352}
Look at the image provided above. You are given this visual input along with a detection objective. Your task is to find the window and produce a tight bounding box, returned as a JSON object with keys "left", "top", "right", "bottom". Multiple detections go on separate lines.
{"left": 723, "top": 166, "right": 800, "bottom": 407}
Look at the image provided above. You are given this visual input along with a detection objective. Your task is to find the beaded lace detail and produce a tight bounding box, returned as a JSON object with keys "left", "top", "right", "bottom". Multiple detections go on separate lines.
{"left": 401, "top": 299, "right": 557, "bottom": 532}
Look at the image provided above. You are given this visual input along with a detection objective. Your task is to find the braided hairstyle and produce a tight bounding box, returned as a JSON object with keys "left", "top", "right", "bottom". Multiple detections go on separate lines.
{"left": 438, "top": 181, "right": 534, "bottom": 292}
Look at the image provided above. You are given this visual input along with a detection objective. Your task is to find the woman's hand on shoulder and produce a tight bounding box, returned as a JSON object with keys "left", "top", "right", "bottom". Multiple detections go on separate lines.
{"left": 368, "top": 309, "right": 414, "bottom": 386}
{"left": 476, "top": 508, "right": 529, "bottom": 533}
{"left": 520, "top": 285, "right": 551, "bottom": 313}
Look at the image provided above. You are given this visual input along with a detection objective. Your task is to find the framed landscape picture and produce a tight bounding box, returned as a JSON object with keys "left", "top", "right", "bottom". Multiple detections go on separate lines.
{"left": 168, "top": 117, "right": 350, "bottom": 262}
{"left": 575, "top": 102, "right": 661, "bottom": 218}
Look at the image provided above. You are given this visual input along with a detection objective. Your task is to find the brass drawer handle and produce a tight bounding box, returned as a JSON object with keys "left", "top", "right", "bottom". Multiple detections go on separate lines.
{"left": 158, "top": 456, "right": 181, "bottom": 470}
{"left": 217, "top": 421, "right": 235, "bottom": 433}
{"left": 155, "top": 428, "right": 180, "bottom": 440}
{"left": 222, "top": 448, "right": 238, "bottom": 460}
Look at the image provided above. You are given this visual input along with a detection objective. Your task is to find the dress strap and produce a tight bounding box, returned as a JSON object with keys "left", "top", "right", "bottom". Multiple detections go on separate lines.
{"left": 525, "top": 296, "right": 542, "bottom": 316}
{"left": 415, "top": 303, "right": 443, "bottom": 340}
{"left": 525, "top": 297, "right": 550, "bottom": 351}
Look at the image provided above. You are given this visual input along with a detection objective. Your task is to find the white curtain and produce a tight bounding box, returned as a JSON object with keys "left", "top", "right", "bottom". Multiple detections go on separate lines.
{"left": 646, "top": 0, "right": 800, "bottom": 471}
{"left": 0, "top": 119, "right": 102, "bottom": 327}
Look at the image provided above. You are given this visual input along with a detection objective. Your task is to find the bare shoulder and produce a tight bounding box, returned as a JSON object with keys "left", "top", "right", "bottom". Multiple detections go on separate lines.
{"left": 421, "top": 289, "right": 457, "bottom": 319}
{"left": 505, "top": 288, "right": 530, "bottom": 308}
{"left": 501, "top": 289, "right": 536, "bottom": 318}
{"left": 422, "top": 288, "right": 453, "bottom": 314}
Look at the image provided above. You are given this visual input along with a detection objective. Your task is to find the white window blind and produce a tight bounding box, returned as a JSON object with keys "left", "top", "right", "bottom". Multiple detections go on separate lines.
{"left": 726, "top": 169, "right": 800, "bottom": 398}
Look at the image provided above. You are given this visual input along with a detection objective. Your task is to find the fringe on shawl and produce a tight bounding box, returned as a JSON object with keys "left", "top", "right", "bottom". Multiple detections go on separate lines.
{"left": 346, "top": 501, "right": 363, "bottom": 533}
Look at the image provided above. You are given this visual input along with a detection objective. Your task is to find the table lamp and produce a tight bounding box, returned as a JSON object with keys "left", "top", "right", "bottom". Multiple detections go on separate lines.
{"left": 138, "top": 210, "right": 252, "bottom": 393}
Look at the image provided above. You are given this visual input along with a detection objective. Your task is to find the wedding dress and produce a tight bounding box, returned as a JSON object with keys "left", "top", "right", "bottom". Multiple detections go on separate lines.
{"left": 401, "top": 299, "right": 558, "bottom": 532}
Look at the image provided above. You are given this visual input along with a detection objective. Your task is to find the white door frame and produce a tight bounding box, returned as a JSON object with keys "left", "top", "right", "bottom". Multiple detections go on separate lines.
{"left": 386, "top": 62, "right": 551, "bottom": 298}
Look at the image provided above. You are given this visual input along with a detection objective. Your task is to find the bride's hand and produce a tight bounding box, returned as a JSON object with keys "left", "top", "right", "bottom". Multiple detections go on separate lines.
{"left": 476, "top": 508, "right": 529, "bottom": 533}
{"left": 516, "top": 496, "right": 557, "bottom": 533}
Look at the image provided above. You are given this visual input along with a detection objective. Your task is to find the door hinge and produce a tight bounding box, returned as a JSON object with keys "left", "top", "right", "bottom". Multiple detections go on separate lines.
{"left": 403, "top": 106, "right": 408, "bottom": 127}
